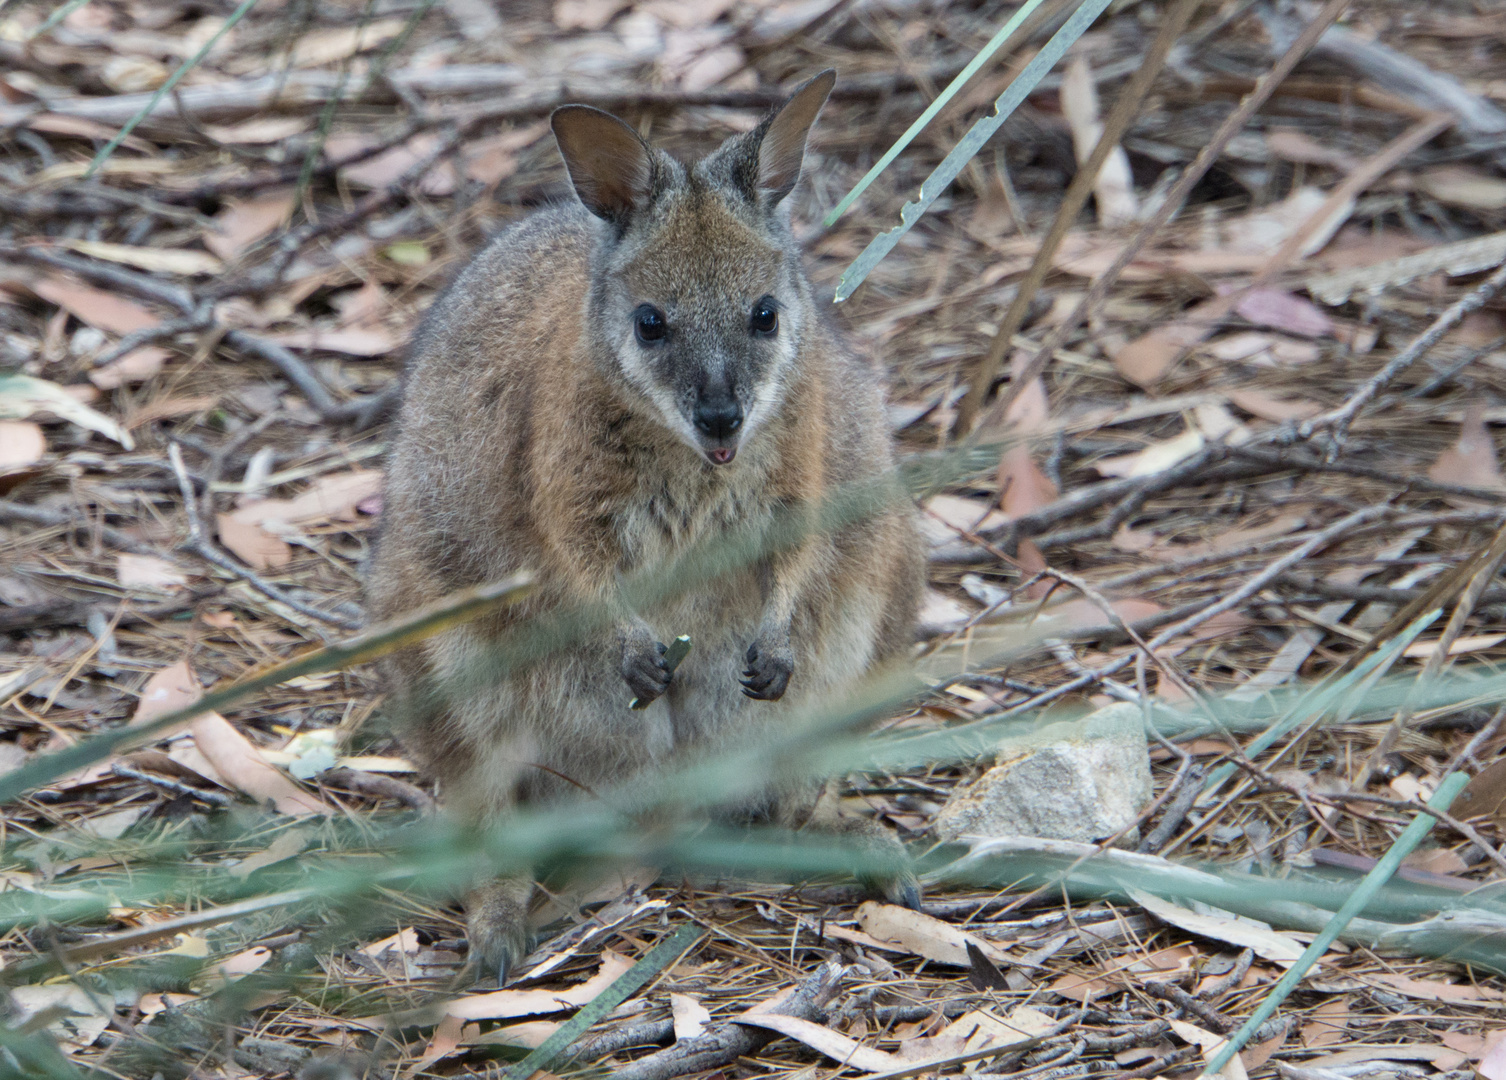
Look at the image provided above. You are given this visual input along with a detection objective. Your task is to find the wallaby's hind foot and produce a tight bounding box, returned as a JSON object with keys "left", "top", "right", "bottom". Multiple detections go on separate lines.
{"left": 466, "top": 877, "right": 534, "bottom": 987}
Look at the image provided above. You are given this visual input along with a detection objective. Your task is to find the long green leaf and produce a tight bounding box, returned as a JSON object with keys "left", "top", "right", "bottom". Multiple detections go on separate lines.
{"left": 833, "top": 0, "right": 1115, "bottom": 302}
{"left": 85, "top": 0, "right": 260, "bottom": 178}
{"left": 822, "top": 0, "right": 1054, "bottom": 226}
{"left": 1203, "top": 771, "right": 1471, "bottom": 1076}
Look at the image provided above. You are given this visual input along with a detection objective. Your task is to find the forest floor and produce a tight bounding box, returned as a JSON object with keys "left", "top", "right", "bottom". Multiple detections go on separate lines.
{"left": 1, "top": 0, "right": 1505, "bottom": 1077}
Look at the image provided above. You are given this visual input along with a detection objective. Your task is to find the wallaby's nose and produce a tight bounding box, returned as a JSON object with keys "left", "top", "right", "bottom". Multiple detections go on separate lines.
{"left": 693, "top": 397, "right": 743, "bottom": 440}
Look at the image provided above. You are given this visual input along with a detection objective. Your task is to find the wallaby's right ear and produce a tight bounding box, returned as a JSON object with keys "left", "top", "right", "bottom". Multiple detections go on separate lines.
{"left": 551, "top": 105, "right": 656, "bottom": 225}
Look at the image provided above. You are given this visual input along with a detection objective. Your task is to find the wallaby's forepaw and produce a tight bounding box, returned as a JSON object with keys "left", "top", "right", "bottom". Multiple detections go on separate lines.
{"left": 466, "top": 879, "right": 533, "bottom": 987}
{"left": 622, "top": 635, "right": 671, "bottom": 706}
{"left": 742, "top": 639, "right": 793, "bottom": 700}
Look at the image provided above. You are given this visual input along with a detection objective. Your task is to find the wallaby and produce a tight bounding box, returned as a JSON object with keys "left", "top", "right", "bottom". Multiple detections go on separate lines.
{"left": 366, "top": 70, "right": 924, "bottom": 984}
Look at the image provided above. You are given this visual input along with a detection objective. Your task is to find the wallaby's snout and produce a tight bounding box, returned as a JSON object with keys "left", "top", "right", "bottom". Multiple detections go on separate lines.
{"left": 693, "top": 383, "right": 744, "bottom": 464}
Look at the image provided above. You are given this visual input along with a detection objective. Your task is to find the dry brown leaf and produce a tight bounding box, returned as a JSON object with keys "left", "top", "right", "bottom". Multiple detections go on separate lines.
{"left": 202, "top": 116, "right": 310, "bottom": 144}
{"left": 263, "top": 328, "right": 397, "bottom": 356}
{"left": 234, "top": 470, "right": 383, "bottom": 528}
{"left": 1478, "top": 1032, "right": 1506, "bottom": 1080}
{"left": 1095, "top": 428, "right": 1204, "bottom": 478}
{"left": 1168, "top": 1019, "right": 1248, "bottom": 1080}
{"left": 231, "top": 828, "right": 310, "bottom": 879}
{"left": 0, "top": 420, "right": 45, "bottom": 469}
{"left": 854, "top": 901, "right": 1009, "bottom": 967}
{"left": 190, "top": 712, "right": 331, "bottom": 816}
{"left": 60, "top": 239, "right": 221, "bottom": 276}
{"left": 1402, "top": 633, "right": 1506, "bottom": 659}
{"left": 216, "top": 511, "right": 292, "bottom": 570}
{"left": 1265, "top": 129, "right": 1359, "bottom": 171}
{"left": 288, "top": 18, "right": 406, "bottom": 66}
{"left": 1060, "top": 56, "right": 1136, "bottom": 228}
{"left": 132, "top": 661, "right": 202, "bottom": 726}
{"left": 1456, "top": 757, "right": 1506, "bottom": 829}
{"left": 1128, "top": 890, "right": 1305, "bottom": 964}
{"left": 204, "top": 190, "right": 295, "bottom": 261}
{"left": 731, "top": 1012, "right": 903, "bottom": 1071}
{"left": 447, "top": 951, "right": 633, "bottom": 1020}
{"left": 1401, "top": 847, "right": 1469, "bottom": 875}
{"left": 1226, "top": 389, "right": 1322, "bottom": 421}
{"left": 1428, "top": 402, "right": 1505, "bottom": 491}
{"left": 1416, "top": 165, "right": 1506, "bottom": 210}
{"left": 1366, "top": 973, "right": 1505, "bottom": 1003}
{"left": 554, "top": 0, "right": 631, "bottom": 30}
{"left": 999, "top": 444, "right": 1057, "bottom": 520}
{"left": 1300, "top": 996, "right": 1350, "bottom": 1048}
{"left": 30, "top": 275, "right": 159, "bottom": 335}
{"left": 117, "top": 553, "right": 187, "bottom": 591}
{"left": 89, "top": 347, "right": 168, "bottom": 390}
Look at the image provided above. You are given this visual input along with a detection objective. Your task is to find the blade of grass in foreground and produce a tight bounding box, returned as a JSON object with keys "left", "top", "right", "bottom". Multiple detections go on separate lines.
{"left": 832, "top": 0, "right": 1115, "bottom": 302}
{"left": 85, "top": 0, "right": 260, "bottom": 178}
{"left": 1203, "top": 771, "right": 1471, "bottom": 1078}
{"left": 822, "top": 0, "right": 1053, "bottom": 226}
{"left": 0, "top": 573, "right": 534, "bottom": 804}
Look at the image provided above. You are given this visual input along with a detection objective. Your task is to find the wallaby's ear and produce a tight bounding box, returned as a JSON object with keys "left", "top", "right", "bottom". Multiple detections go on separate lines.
{"left": 551, "top": 105, "right": 656, "bottom": 224}
{"left": 755, "top": 69, "right": 835, "bottom": 203}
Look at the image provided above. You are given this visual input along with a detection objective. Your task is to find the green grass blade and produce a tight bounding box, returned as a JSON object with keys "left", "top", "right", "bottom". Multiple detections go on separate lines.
{"left": 1202, "top": 770, "right": 1471, "bottom": 1078}
{"left": 822, "top": 0, "right": 1052, "bottom": 226}
{"left": 27, "top": 0, "right": 91, "bottom": 41}
{"left": 503, "top": 923, "right": 702, "bottom": 1080}
{"left": 85, "top": 0, "right": 260, "bottom": 179}
{"left": 832, "top": 0, "right": 1114, "bottom": 302}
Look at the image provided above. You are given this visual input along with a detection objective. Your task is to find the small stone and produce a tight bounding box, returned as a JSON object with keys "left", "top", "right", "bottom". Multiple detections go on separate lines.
{"left": 933, "top": 702, "right": 1152, "bottom": 844}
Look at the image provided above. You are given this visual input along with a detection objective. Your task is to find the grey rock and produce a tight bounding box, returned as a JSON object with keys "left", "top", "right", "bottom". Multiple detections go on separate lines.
{"left": 933, "top": 702, "right": 1152, "bottom": 844}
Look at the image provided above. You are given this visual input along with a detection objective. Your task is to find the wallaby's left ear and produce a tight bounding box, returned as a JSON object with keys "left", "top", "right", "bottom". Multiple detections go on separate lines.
{"left": 755, "top": 69, "right": 835, "bottom": 203}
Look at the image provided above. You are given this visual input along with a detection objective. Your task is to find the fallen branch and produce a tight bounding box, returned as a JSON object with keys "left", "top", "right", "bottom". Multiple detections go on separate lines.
{"left": 603, "top": 960, "right": 845, "bottom": 1080}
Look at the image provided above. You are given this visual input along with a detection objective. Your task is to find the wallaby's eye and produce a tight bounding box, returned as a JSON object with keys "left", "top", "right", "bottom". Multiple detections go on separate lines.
{"left": 750, "top": 298, "right": 779, "bottom": 336}
{"left": 634, "top": 304, "right": 667, "bottom": 344}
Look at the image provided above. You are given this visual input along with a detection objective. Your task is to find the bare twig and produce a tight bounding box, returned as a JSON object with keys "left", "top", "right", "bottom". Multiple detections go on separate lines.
{"left": 168, "top": 442, "right": 362, "bottom": 630}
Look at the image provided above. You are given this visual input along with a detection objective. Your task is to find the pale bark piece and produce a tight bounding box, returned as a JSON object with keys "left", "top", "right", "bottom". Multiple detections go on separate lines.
{"left": 8, "top": 985, "right": 110, "bottom": 1053}
{"left": 117, "top": 553, "right": 188, "bottom": 591}
{"left": 854, "top": 901, "right": 1010, "bottom": 967}
{"left": 671, "top": 993, "right": 711, "bottom": 1040}
{"left": 446, "top": 951, "right": 634, "bottom": 1020}
{"left": 1060, "top": 56, "right": 1137, "bottom": 228}
{"left": 0, "top": 420, "right": 45, "bottom": 469}
{"left": 1129, "top": 889, "right": 1305, "bottom": 964}
{"left": 1307, "top": 229, "right": 1506, "bottom": 306}
{"left": 60, "top": 239, "right": 222, "bottom": 276}
{"left": 730, "top": 1012, "right": 904, "bottom": 1072}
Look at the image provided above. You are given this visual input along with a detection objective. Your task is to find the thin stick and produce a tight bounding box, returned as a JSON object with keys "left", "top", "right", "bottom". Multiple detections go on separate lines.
{"left": 168, "top": 443, "right": 360, "bottom": 630}
{"left": 1301, "top": 259, "right": 1506, "bottom": 449}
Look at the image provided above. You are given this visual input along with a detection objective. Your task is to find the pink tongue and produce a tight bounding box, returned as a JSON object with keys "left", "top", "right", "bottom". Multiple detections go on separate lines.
{"left": 711, "top": 448, "right": 733, "bottom": 464}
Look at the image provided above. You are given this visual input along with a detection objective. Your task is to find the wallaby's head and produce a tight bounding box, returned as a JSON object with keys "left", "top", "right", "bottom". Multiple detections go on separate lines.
{"left": 551, "top": 71, "right": 835, "bottom": 466}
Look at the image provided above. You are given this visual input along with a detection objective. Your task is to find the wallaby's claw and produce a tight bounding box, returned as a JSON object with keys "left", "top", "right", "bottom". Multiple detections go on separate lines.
{"left": 623, "top": 639, "right": 671, "bottom": 705}
{"left": 741, "top": 641, "right": 792, "bottom": 701}
{"left": 899, "top": 879, "right": 923, "bottom": 912}
{"left": 466, "top": 880, "right": 532, "bottom": 988}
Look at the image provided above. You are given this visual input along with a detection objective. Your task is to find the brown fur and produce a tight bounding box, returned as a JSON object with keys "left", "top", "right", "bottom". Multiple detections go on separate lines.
{"left": 366, "top": 72, "right": 924, "bottom": 981}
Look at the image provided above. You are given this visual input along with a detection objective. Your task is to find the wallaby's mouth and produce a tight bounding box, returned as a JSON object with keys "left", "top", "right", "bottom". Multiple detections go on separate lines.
{"left": 708, "top": 447, "right": 736, "bottom": 465}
